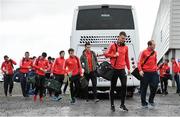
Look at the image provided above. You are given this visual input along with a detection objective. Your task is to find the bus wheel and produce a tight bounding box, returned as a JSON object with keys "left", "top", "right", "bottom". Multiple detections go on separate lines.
{"left": 126, "top": 87, "right": 135, "bottom": 97}
{"left": 127, "top": 91, "right": 134, "bottom": 97}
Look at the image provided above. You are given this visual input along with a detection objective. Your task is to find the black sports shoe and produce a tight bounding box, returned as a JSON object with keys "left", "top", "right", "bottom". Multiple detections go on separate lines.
{"left": 120, "top": 105, "right": 128, "bottom": 111}
{"left": 165, "top": 91, "right": 168, "bottom": 95}
{"left": 25, "top": 94, "right": 29, "bottom": 97}
{"left": 94, "top": 99, "right": 100, "bottom": 103}
{"left": 111, "top": 105, "right": 115, "bottom": 112}
{"left": 70, "top": 98, "right": 76, "bottom": 104}
{"left": 70, "top": 100, "right": 75, "bottom": 104}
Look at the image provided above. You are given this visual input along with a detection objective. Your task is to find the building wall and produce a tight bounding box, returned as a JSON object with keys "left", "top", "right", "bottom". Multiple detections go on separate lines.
{"left": 170, "top": 0, "right": 180, "bottom": 48}
{"left": 152, "top": 0, "right": 171, "bottom": 62}
{"left": 152, "top": 0, "right": 180, "bottom": 87}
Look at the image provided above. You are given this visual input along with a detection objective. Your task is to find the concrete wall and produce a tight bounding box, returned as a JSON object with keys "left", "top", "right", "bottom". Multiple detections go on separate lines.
{"left": 152, "top": 0, "right": 180, "bottom": 61}
{"left": 170, "top": 0, "right": 180, "bottom": 48}
{"left": 152, "top": 0, "right": 171, "bottom": 62}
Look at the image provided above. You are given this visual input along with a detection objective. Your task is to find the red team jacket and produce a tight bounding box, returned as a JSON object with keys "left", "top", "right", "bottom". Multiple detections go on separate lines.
{"left": 138, "top": 48, "right": 158, "bottom": 72}
{"left": 104, "top": 43, "right": 130, "bottom": 70}
{"left": 1, "top": 59, "right": 17, "bottom": 75}
{"left": 158, "top": 63, "right": 170, "bottom": 78}
{"left": 85, "top": 51, "right": 93, "bottom": 72}
{"left": 51, "top": 57, "right": 65, "bottom": 75}
{"left": 47, "top": 61, "right": 53, "bottom": 73}
{"left": 33, "top": 57, "right": 49, "bottom": 76}
{"left": 172, "top": 61, "right": 180, "bottom": 74}
{"left": 19, "top": 58, "right": 33, "bottom": 73}
{"left": 64, "top": 56, "right": 82, "bottom": 77}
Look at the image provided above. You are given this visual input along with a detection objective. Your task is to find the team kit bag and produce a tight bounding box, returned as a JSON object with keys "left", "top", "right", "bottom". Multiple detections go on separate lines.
{"left": 97, "top": 43, "right": 118, "bottom": 81}
{"left": 75, "top": 56, "right": 88, "bottom": 89}
{"left": 80, "top": 76, "right": 88, "bottom": 89}
{"left": 27, "top": 70, "right": 37, "bottom": 84}
{"left": 44, "top": 78, "right": 62, "bottom": 93}
{"left": 13, "top": 68, "right": 21, "bottom": 83}
{"left": 27, "top": 75, "right": 36, "bottom": 85}
{"left": 97, "top": 61, "right": 114, "bottom": 81}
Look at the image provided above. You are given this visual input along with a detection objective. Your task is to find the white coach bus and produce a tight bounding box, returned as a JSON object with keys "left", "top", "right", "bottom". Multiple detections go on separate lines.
{"left": 70, "top": 4, "right": 140, "bottom": 97}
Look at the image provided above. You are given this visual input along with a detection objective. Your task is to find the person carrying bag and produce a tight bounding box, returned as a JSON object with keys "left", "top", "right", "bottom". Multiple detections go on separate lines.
{"left": 64, "top": 48, "right": 83, "bottom": 104}
{"left": 104, "top": 31, "right": 130, "bottom": 112}
{"left": 131, "top": 51, "right": 155, "bottom": 80}
{"left": 138, "top": 40, "right": 159, "bottom": 108}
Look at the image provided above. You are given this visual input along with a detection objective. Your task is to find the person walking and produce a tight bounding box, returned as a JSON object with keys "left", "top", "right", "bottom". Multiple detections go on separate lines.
{"left": 51, "top": 51, "right": 66, "bottom": 101}
{"left": 80, "top": 42, "right": 99, "bottom": 102}
{"left": 105, "top": 31, "right": 130, "bottom": 112}
{"left": 158, "top": 59, "right": 170, "bottom": 95}
{"left": 33, "top": 52, "right": 49, "bottom": 103}
{"left": 171, "top": 58, "right": 180, "bottom": 95}
{"left": 19, "top": 52, "right": 33, "bottom": 97}
{"left": 138, "top": 40, "right": 159, "bottom": 108}
{"left": 1, "top": 55, "right": 16, "bottom": 96}
{"left": 64, "top": 48, "right": 83, "bottom": 104}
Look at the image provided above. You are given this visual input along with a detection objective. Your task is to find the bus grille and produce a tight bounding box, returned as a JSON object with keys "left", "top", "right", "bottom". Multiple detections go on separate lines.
{"left": 79, "top": 35, "right": 131, "bottom": 44}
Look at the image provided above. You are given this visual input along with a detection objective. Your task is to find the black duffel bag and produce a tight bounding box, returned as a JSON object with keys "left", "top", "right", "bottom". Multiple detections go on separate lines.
{"left": 80, "top": 77, "right": 88, "bottom": 89}
{"left": 13, "top": 68, "right": 21, "bottom": 83}
{"left": 97, "top": 61, "right": 114, "bottom": 81}
{"left": 131, "top": 51, "right": 155, "bottom": 80}
{"left": 131, "top": 67, "right": 142, "bottom": 80}
{"left": 44, "top": 78, "right": 62, "bottom": 93}
{"left": 165, "top": 74, "right": 173, "bottom": 80}
{"left": 97, "top": 43, "right": 118, "bottom": 81}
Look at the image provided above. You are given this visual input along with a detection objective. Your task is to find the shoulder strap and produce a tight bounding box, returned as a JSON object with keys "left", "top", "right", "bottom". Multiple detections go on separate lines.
{"left": 75, "top": 56, "right": 80, "bottom": 69}
{"left": 114, "top": 43, "right": 118, "bottom": 66}
{"left": 142, "top": 51, "right": 155, "bottom": 67}
{"left": 9, "top": 60, "right": 14, "bottom": 68}
{"left": 159, "top": 63, "right": 164, "bottom": 69}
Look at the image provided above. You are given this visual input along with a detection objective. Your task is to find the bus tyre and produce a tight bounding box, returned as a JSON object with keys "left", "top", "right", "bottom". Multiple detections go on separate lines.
{"left": 126, "top": 87, "right": 135, "bottom": 97}
{"left": 127, "top": 91, "right": 134, "bottom": 97}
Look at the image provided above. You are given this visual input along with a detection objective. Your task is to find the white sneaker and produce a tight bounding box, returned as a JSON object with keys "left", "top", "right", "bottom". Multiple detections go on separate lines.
{"left": 149, "top": 103, "right": 156, "bottom": 109}
{"left": 141, "top": 105, "right": 148, "bottom": 109}
{"left": 94, "top": 99, "right": 100, "bottom": 103}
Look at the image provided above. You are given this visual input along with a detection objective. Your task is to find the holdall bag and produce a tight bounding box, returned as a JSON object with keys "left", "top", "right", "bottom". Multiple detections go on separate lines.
{"left": 131, "top": 67, "right": 141, "bottom": 80}
{"left": 27, "top": 70, "right": 36, "bottom": 84}
{"left": 13, "top": 68, "right": 21, "bottom": 83}
{"left": 27, "top": 75, "right": 36, "bottom": 84}
{"left": 97, "top": 61, "right": 114, "bottom": 81}
{"left": 97, "top": 43, "right": 118, "bottom": 81}
{"left": 80, "top": 77, "right": 88, "bottom": 89}
{"left": 164, "top": 74, "right": 173, "bottom": 80}
{"left": 13, "top": 75, "right": 20, "bottom": 83}
{"left": 44, "top": 78, "right": 62, "bottom": 92}
{"left": 131, "top": 51, "right": 155, "bottom": 80}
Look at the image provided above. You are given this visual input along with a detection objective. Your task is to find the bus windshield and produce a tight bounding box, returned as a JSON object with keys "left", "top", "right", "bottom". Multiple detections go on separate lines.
{"left": 76, "top": 8, "right": 135, "bottom": 30}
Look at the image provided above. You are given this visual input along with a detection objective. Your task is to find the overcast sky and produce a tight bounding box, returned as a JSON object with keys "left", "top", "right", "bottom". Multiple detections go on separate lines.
{"left": 0, "top": 0, "right": 160, "bottom": 65}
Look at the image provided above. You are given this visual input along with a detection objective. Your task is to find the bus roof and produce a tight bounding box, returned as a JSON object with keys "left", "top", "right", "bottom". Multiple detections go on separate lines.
{"left": 78, "top": 5, "right": 132, "bottom": 10}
